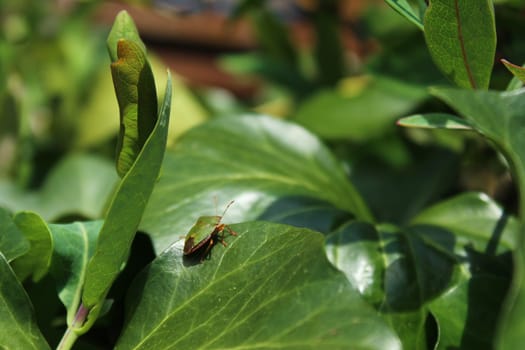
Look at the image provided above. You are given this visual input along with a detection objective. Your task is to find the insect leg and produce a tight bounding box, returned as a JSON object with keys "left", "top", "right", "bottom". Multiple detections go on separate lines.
{"left": 225, "top": 225, "right": 238, "bottom": 236}
{"left": 200, "top": 238, "right": 215, "bottom": 262}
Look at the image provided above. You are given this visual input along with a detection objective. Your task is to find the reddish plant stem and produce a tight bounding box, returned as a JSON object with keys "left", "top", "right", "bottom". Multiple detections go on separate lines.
{"left": 56, "top": 303, "right": 89, "bottom": 350}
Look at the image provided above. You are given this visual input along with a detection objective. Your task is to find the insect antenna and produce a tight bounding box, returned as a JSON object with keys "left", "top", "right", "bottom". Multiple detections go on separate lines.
{"left": 218, "top": 200, "right": 235, "bottom": 223}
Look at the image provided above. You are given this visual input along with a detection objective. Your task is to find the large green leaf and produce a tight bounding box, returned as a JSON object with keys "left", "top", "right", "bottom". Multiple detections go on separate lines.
{"left": 48, "top": 221, "right": 102, "bottom": 325}
{"left": 0, "top": 253, "right": 50, "bottom": 350}
{"left": 81, "top": 74, "right": 171, "bottom": 315}
{"left": 0, "top": 154, "right": 118, "bottom": 221}
{"left": 116, "top": 222, "right": 402, "bottom": 350}
{"left": 0, "top": 207, "right": 29, "bottom": 262}
{"left": 423, "top": 0, "right": 496, "bottom": 89}
{"left": 141, "top": 114, "right": 372, "bottom": 253}
{"left": 11, "top": 211, "right": 53, "bottom": 281}
{"left": 326, "top": 192, "right": 516, "bottom": 348}
{"left": 293, "top": 76, "right": 427, "bottom": 141}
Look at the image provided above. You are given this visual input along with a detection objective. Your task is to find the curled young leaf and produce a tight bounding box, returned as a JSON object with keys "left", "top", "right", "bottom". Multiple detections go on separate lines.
{"left": 111, "top": 39, "right": 158, "bottom": 178}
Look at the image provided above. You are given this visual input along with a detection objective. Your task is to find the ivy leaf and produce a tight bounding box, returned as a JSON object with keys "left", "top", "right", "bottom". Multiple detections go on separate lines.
{"left": 0, "top": 207, "right": 29, "bottom": 262}
{"left": 384, "top": 0, "right": 426, "bottom": 30}
{"left": 423, "top": 0, "right": 496, "bottom": 89}
{"left": 11, "top": 211, "right": 53, "bottom": 282}
{"left": 0, "top": 253, "right": 50, "bottom": 349}
{"left": 141, "top": 114, "right": 372, "bottom": 253}
{"left": 116, "top": 222, "right": 402, "bottom": 350}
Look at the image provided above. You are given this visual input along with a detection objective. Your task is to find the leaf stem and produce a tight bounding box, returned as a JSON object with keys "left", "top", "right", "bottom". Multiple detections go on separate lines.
{"left": 56, "top": 303, "right": 89, "bottom": 350}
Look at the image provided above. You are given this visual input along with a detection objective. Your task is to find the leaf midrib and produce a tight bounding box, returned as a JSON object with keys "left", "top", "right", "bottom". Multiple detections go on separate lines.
{"left": 453, "top": 0, "right": 476, "bottom": 88}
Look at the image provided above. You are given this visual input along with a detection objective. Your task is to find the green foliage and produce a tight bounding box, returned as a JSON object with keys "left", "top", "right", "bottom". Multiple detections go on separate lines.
{"left": 0, "top": 254, "right": 50, "bottom": 349}
{"left": 0, "top": 154, "right": 118, "bottom": 221}
{"left": 48, "top": 221, "right": 102, "bottom": 325}
{"left": 11, "top": 211, "right": 53, "bottom": 281}
{"left": 398, "top": 113, "right": 474, "bottom": 130}
{"left": 0, "top": 208, "right": 29, "bottom": 262}
{"left": 117, "top": 222, "right": 401, "bottom": 350}
{"left": 108, "top": 11, "right": 158, "bottom": 178}
{"left": 293, "top": 76, "right": 427, "bottom": 140}
{"left": 502, "top": 59, "right": 525, "bottom": 83}
{"left": 141, "top": 115, "right": 372, "bottom": 253}
{"left": 384, "top": 0, "right": 426, "bottom": 29}
{"left": 82, "top": 74, "right": 170, "bottom": 312}
{"left": 1, "top": 1, "right": 525, "bottom": 349}
{"left": 423, "top": 0, "right": 496, "bottom": 89}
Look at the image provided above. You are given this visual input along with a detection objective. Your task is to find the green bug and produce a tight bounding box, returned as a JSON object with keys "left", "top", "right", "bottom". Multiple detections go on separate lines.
{"left": 183, "top": 201, "right": 237, "bottom": 260}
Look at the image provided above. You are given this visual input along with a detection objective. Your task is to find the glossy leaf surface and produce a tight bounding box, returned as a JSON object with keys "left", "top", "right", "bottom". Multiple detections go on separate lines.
{"left": 141, "top": 114, "right": 372, "bottom": 253}
{"left": 116, "top": 222, "right": 402, "bottom": 350}
{"left": 326, "top": 192, "right": 516, "bottom": 348}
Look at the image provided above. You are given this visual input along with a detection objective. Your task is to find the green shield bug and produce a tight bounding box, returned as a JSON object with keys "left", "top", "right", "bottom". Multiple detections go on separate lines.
{"left": 183, "top": 200, "right": 237, "bottom": 261}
